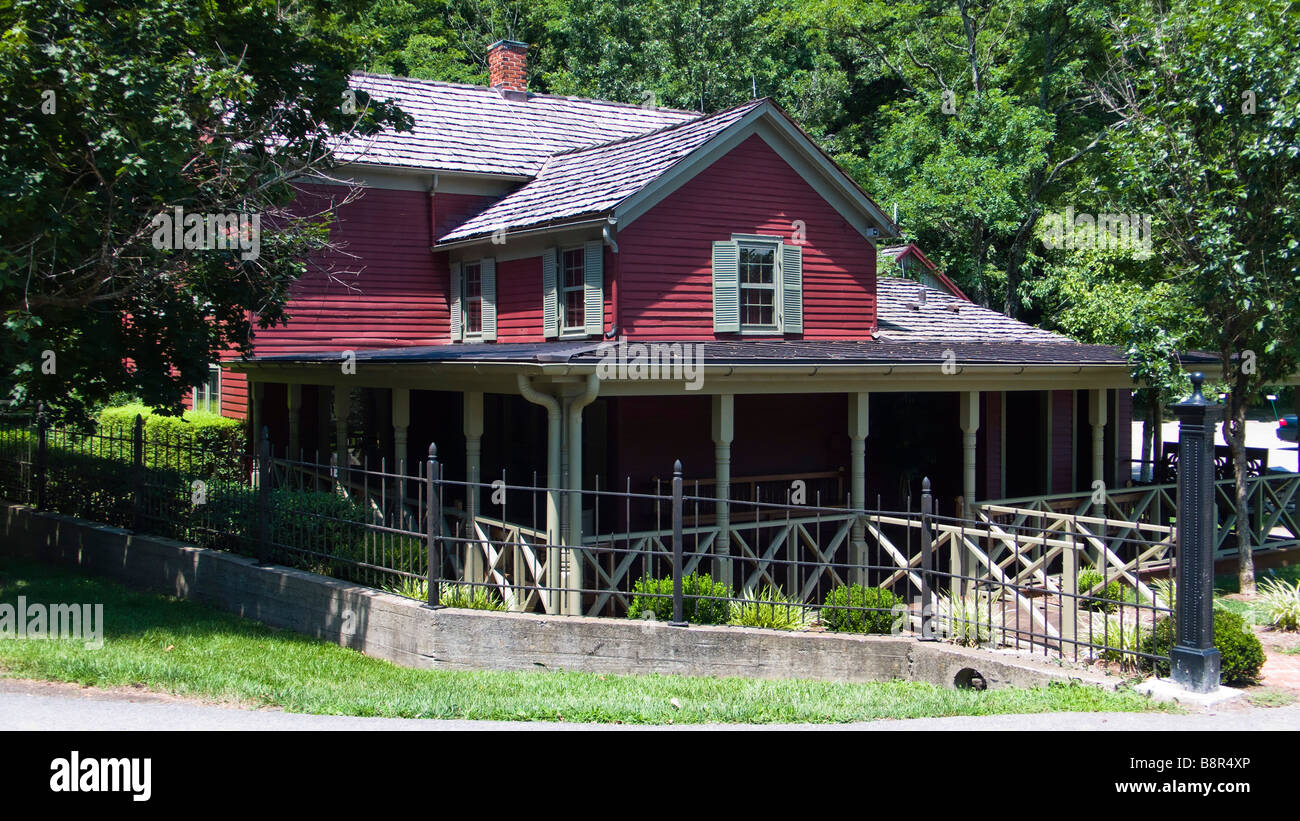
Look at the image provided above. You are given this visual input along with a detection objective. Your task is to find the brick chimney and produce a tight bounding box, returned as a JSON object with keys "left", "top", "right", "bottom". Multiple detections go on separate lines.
{"left": 487, "top": 40, "right": 529, "bottom": 93}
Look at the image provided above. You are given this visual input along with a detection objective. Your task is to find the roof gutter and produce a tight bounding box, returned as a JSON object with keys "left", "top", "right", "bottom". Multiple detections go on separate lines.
{"left": 433, "top": 216, "right": 610, "bottom": 252}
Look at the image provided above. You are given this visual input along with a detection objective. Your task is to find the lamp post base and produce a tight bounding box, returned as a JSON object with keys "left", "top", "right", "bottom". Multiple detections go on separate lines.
{"left": 1171, "top": 645, "right": 1221, "bottom": 694}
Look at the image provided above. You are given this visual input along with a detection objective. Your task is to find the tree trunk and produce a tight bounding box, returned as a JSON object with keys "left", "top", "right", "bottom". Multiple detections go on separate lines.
{"left": 1141, "top": 394, "right": 1155, "bottom": 482}
{"left": 1225, "top": 395, "right": 1256, "bottom": 594}
{"left": 1153, "top": 397, "right": 1165, "bottom": 481}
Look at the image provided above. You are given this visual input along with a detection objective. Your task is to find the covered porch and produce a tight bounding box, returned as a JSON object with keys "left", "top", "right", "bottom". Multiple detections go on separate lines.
{"left": 231, "top": 339, "right": 1140, "bottom": 616}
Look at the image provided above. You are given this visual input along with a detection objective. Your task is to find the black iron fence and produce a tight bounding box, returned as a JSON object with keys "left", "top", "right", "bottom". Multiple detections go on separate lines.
{"left": 0, "top": 409, "right": 1180, "bottom": 674}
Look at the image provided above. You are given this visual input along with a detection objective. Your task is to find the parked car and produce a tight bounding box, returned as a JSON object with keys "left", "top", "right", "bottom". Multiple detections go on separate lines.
{"left": 1278, "top": 414, "right": 1299, "bottom": 443}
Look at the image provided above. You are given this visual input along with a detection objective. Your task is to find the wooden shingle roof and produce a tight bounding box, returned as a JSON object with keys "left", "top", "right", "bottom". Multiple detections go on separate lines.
{"left": 875, "top": 277, "right": 1070, "bottom": 344}
{"left": 340, "top": 74, "right": 700, "bottom": 177}
{"left": 437, "top": 100, "right": 765, "bottom": 242}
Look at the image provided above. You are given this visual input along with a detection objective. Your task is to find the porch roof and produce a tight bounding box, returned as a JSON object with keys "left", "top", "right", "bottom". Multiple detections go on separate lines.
{"left": 235, "top": 338, "right": 1216, "bottom": 368}
{"left": 875, "top": 277, "right": 1071, "bottom": 343}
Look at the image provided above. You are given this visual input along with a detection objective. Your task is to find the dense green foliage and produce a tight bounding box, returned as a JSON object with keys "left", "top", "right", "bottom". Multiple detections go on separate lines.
{"left": 627, "top": 573, "right": 732, "bottom": 624}
{"left": 820, "top": 584, "right": 900, "bottom": 634}
{"left": 1141, "top": 609, "right": 1266, "bottom": 685}
{"left": 1, "top": 0, "right": 409, "bottom": 415}
{"left": 1077, "top": 568, "right": 1124, "bottom": 614}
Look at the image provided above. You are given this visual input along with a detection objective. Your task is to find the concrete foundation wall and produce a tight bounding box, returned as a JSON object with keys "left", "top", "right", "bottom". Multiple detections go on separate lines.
{"left": 2, "top": 504, "right": 1114, "bottom": 691}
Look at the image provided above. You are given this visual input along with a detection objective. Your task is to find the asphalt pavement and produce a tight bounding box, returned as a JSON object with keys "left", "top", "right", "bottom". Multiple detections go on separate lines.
{"left": 2, "top": 678, "right": 1298, "bottom": 731}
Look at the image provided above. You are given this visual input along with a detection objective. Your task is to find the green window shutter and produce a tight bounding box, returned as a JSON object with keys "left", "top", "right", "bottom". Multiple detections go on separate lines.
{"left": 449, "top": 261, "right": 463, "bottom": 342}
{"left": 583, "top": 240, "right": 604, "bottom": 336}
{"left": 712, "top": 241, "right": 740, "bottom": 333}
{"left": 481, "top": 257, "right": 497, "bottom": 341}
{"left": 780, "top": 243, "right": 803, "bottom": 334}
{"left": 542, "top": 247, "right": 558, "bottom": 339}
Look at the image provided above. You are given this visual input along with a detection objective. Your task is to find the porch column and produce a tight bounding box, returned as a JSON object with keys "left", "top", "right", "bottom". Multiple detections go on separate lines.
{"left": 958, "top": 391, "right": 980, "bottom": 600}
{"left": 463, "top": 391, "right": 485, "bottom": 586}
{"left": 712, "top": 394, "right": 735, "bottom": 588}
{"left": 564, "top": 375, "right": 600, "bottom": 616}
{"left": 334, "top": 386, "right": 350, "bottom": 488}
{"left": 517, "top": 375, "right": 563, "bottom": 614}
{"left": 1089, "top": 389, "right": 1108, "bottom": 489}
{"left": 287, "top": 384, "right": 302, "bottom": 460}
{"left": 391, "top": 388, "right": 410, "bottom": 475}
{"left": 847, "top": 392, "right": 869, "bottom": 586}
{"left": 251, "top": 381, "right": 265, "bottom": 447}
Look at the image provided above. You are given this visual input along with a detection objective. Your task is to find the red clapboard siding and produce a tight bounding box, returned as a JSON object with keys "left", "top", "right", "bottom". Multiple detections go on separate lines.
{"left": 495, "top": 246, "right": 617, "bottom": 342}
{"left": 1051, "top": 389, "right": 1074, "bottom": 494}
{"left": 616, "top": 134, "right": 875, "bottom": 341}
{"left": 220, "top": 369, "right": 248, "bottom": 420}
{"left": 251, "top": 185, "right": 450, "bottom": 357}
{"left": 497, "top": 255, "right": 544, "bottom": 341}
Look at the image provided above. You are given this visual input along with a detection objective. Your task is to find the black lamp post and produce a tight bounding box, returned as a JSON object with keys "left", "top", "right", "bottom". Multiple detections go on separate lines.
{"left": 1170, "top": 373, "right": 1221, "bottom": 693}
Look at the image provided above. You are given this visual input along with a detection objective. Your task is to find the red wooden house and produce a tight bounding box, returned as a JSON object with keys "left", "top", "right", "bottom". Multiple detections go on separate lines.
{"left": 212, "top": 41, "right": 1148, "bottom": 607}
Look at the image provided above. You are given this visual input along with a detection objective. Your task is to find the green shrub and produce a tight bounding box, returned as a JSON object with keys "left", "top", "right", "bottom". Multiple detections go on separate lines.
{"left": 1141, "top": 609, "right": 1266, "bottom": 685}
{"left": 1258, "top": 575, "right": 1300, "bottom": 631}
{"left": 821, "top": 585, "right": 901, "bottom": 634}
{"left": 97, "top": 404, "right": 244, "bottom": 479}
{"left": 728, "top": 585, "right": 811, "bottom": 630}
{"left": 265, "top": 488, "right": 368, "bottom": 574}
{"left": 1077, "top": 567, "right": 1124, "bottom": 613}
{"left": 627, "top": 573, "right": 731, "bottom": 625}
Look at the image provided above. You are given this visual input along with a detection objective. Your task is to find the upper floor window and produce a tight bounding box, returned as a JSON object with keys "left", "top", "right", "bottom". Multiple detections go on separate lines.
{"left": 739, "top": 242, "right": 778, "bottom": 330}
{"left": 712, "top": 236, "right": 802, "bottom": 335}
{"left": 562, "top": 248, "right": 585, "bottom": 331}
{"left": 463, "top": 261, "right": 483, "bottom": 335}
{"left": 450, "top": 258, "right": 496, "bottom": 342}
{"left": 543, "top": 241, "right": 603, "bottom": 339}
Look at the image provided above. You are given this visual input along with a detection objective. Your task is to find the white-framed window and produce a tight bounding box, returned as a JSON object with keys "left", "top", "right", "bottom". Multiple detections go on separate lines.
{"left": 561, "top": 247, "right": 586, "bottom": 332}
{"left": 542, "top": 241, "right": 602, "bottom": 339}
{"left": 712, "top": 235, "right": 802, "bottom": 335}
{"left": 450, "top": 258, "right": 496, "bottom": 342}
{"left": 462, "top": 260, "right": 483, "bottom": 336}
{"left": 192, "top": 365, "right": 221, "bottom": 413}
{"left": 738, "top": 241, "right": 779, "bottom": 331}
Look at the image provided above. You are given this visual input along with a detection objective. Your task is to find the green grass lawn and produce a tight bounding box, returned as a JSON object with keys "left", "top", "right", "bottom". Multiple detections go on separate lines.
{"left": 0, "top": 557, "right": 1171, "bottom": 724}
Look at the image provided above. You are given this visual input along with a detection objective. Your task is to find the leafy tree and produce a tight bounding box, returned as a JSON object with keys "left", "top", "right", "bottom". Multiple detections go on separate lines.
{"left": 1096, "top": 0, "right": 1300, "bottom": 592}
{"left": 810, "top": 0, "right": 1116, "bottom": 316}
{"left": 358, "top": 0, "right": 545, "bottom": 83}
{"left": 0, "top": 0, "right": 410, "bottom": 417}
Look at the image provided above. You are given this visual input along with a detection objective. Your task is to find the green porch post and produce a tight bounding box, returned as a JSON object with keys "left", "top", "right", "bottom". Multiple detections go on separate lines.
{"left": 564, "top": 375, "right": 599, "bottom": 616}
{"left": 391, "top": 388, "right": 410, "bottom": 475}
{"left": 287, "top": 384, "right": 302, "bottom": 460}
{"left": 958, "top": 391, "right": 980, "bottom": 600}
{"left": 334, "top": 385, "right": 350, "bottom": 489}
{"left": 847, "top": 392, "right": 869, "bottom": 586}
{"left": 712, "top": 393, "right": 735, "bottom": 588}
{"left": 1089, "top": 389, "right": 1108, "bottom": 492}
{"left": 464, "top": 391, "right": 484, "bottom": 586}
{"left": 251, "top": 381, "right": 265, "bottom": 454}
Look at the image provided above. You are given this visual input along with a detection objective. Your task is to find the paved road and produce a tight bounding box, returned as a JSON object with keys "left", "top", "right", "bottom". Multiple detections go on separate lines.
{"left": 1131, "top": 417, "right": 1298, "bottom": 477}
{"left": 3, "top": 679, "right": 1298, "bottom": 731}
